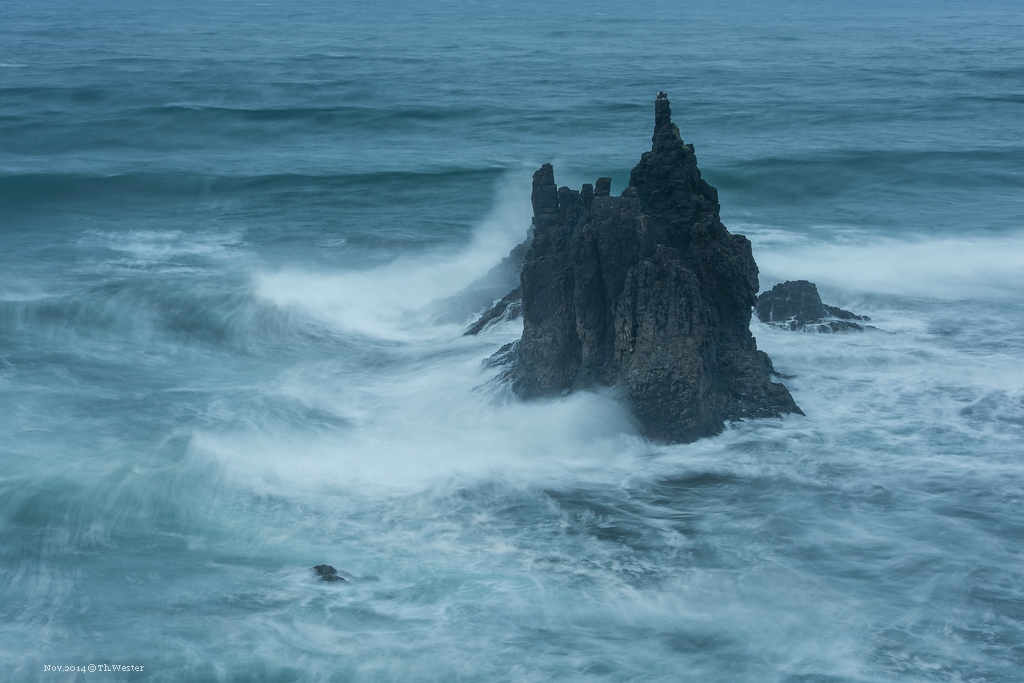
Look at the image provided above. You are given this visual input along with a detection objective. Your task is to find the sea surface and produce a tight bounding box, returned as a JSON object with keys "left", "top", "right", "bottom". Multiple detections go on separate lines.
{"left": 2, "top": 1, "right": 1024, "bottom": 681}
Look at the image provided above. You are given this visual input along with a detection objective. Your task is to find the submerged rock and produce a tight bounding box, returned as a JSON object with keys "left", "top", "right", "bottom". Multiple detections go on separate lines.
{"left": 495, "top": 93, "right": 800, "bottom": 443}
{"left": 464, "top": 285, "right": 522, "bottom": 335}
{"left": 313, "top": 564, "right": 347, "bottom": 583}
{"left": 435, "top": 229, "right": 534, "bottom": 328}
{"left": 461, "top": 231, "right": 534, "bottom": 334}
{"left": 755, "top": 280, "right": 870, "bottom": 332}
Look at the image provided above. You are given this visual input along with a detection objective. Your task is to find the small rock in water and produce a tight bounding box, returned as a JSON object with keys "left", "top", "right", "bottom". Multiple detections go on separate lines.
{"left": 755, "top": 280, "right": 871, "bottom": 332}
{"left": 313, "top": 564, "right": 347, "bottom": 583}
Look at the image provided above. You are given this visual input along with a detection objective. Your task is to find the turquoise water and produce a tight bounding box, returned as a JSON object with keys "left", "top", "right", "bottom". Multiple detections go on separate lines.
{"left": 2, "top": 1, "right": 1024, "bottom": 681}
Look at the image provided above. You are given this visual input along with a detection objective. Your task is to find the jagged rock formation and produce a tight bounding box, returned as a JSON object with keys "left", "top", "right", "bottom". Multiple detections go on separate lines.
{"left": 755, "top": 280, "right": 870, "bottom": 332}
{"left": 495, "top": 93, "right": 800, "bottom": 443}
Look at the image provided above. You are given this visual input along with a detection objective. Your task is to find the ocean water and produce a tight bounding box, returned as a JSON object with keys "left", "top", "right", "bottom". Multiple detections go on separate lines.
{"left": 2, "top": 1, "right": 1024, "bottom": 681}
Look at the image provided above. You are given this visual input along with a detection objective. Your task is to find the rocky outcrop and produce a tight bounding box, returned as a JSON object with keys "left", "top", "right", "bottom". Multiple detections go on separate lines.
{"left": 496, "top": 93, "right": 800, "bottom": 443}
{"left": 755, "top": 280, "right": 870, "bottom": 332}
{"left": 464, "top": 286, "right": 522, "bottom": 335}
{"left": 313, "top": 565, "right": 347, "bottom": 583}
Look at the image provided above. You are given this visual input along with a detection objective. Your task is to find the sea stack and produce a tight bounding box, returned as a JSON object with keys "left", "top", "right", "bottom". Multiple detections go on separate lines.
{"left": 507, "top": 93, "right": 801, "bottom": 442}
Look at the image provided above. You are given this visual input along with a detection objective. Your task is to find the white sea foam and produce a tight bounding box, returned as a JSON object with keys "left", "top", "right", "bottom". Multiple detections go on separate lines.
{"left": 745, "top": 226, "right": 1024, "bottom": 300}
{"left": 80, "top": 229, "right": 244, "bottom": 263}
{"left": 255, "top": 172, "right": 533, "bottom": 341}
{"left": 191, "top": 310, "right": 644, "bottom": 495}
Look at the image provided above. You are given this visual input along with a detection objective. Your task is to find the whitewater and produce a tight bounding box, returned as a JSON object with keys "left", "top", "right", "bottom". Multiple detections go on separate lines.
{"left": 2, "top": 1, "right": 1023, "bottom": 681}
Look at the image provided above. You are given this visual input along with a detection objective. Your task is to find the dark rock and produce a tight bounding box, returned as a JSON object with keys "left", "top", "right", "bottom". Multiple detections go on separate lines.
{"left": 491, "top": 229, "right": 534, "bottom": 286}
{"left": 431, "top": 229, "right": 533, "bottom": 326}
{"left": 461, "top": 231, "right": 537, "bottom": 335}
{"left": 824, "top": 304, "right": 868, "bottom": 322}
{"left": 313, "top": 564, "right": 347, "bottom": 583}
{"left": 755, "top": 280, "right": 870, "bottom": 332}
{"left": 483, "top": 341, "right": 519, "bottom": 386}
{"left": 464, "top": 286, "right": 522, "bottom": 335}
{"left": 486, "top": 340, "right": 519, "bottom": 368}
{"left": 503, "top": 93, "right": 801, "bottom": 443}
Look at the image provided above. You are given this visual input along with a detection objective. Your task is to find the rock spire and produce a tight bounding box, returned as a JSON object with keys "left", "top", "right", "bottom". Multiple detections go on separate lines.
{"left": 505, "top": 93, "right": 801, "bottom": 442}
